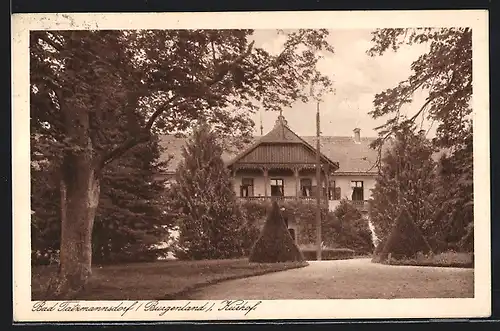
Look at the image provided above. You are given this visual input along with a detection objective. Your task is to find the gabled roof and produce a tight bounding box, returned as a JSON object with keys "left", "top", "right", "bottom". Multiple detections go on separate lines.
{"left": 225, "top": 115, "right": 338, "bottom": 169}
{"left": 158, "top": 136, "right": 380, "bottom": 175}
{"left": 157, "top": 120, "right": 448, "bottom": 176}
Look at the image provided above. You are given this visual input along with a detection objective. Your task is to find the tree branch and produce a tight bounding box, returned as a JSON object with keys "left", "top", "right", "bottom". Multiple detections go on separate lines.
{"left": 99, "top": 41, "right": 256, "bottom": 169}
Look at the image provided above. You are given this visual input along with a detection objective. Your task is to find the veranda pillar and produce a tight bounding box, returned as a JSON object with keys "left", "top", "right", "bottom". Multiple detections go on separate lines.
{"left": 294, "top": 167, "right": 300, "bottom": 200}
{"left": 263, "top": 168, "right": 269, "bottom": 197}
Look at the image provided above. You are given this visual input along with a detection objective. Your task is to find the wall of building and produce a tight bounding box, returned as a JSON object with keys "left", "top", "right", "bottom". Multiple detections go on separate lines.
{"left": 233, "top": 170, "right": 377, "bottom": 202}
{"left": 331, "top": 175, "right": 377, "bottom": 201}
{"left": 233, "top": 169, "right": 325, "bottom": 197}
{"left": 164, "top": 168, "right": 377, "bottom": 214}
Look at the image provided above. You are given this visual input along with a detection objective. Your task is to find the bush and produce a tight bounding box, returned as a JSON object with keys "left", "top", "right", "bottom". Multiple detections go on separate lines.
{"left": 249, "top": 201, "right": 304, "bottom": 263}
{"left": 239, "top": 199, "right": 336, "bottom": 247}
{"left": 332, "top": 199, "right": 374, "bottom": 254}
{"left": 377, "top": 251, "right": 473, "bottom": 268}
{"left": 378, "top": 209, "right": 433, "bottom": 260}
{"left": 301, "top": 248, "right": 355, "bottom": 261}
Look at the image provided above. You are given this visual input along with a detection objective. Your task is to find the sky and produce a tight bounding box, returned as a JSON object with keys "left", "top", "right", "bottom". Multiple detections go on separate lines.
{"left": 249, "top": 29, "right": 434, "bottom": 138}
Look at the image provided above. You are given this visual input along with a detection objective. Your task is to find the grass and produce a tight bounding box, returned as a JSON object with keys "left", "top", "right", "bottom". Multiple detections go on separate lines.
{"left": 31, "top": 258, "right": 308, "bottom": 301}
{"left": 375, "top": 251, "right": 474, "bottom": 269}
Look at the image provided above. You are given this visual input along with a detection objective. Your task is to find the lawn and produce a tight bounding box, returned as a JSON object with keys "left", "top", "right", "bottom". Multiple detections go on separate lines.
{"left": 375, "top": 251, "right": 474, "bottom": 269}
{"left": 31, "top": 258, "right": 308, "bottom": 301}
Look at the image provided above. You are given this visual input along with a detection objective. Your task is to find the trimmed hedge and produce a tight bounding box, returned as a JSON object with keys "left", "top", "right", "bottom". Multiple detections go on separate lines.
{"left": 301, "top": 248, "right": 355, "bottom": 261}
{"left": 378, "top": 209, "right": 432, "bottom": 260}
{"left": 249, "top": 201, "right": 305, "bottom": 263}
{"left": 238, "top": 199, "right": 336, "bottom": 245}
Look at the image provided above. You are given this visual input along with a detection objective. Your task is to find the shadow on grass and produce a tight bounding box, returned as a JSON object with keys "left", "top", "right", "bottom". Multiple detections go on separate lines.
{"left": 164, "top": 260, "right": 309, "bottom": 300}
{"left": 32, "top": 258, "right": 309, "bottom": 301}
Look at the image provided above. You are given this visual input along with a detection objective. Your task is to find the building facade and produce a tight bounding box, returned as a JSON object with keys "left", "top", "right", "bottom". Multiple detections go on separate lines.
{"left": 158, "top": 114, "right": 379, "bottom": 214}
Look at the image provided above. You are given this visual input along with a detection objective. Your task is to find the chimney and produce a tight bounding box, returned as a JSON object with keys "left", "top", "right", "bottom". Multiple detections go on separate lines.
{"left": 353, "top": 128, "right": 361, "bottom": 143}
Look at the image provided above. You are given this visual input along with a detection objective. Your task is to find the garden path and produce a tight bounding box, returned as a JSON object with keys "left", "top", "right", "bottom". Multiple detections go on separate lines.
{"left": 186, "top": 258, "right": 473, "bottom": 300}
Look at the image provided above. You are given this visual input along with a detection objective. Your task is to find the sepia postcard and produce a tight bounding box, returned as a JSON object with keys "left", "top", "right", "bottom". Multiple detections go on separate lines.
{"left": 12, "top": 9, "right": 490, "bottom": 322}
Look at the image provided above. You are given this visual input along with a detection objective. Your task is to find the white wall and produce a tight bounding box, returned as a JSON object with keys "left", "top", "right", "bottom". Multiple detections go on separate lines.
{"left": 332, "top": 176, "right": 376, "bottom": 201}
{"left": 233, "top": 172, "right": 326, "bottom": 197}
{"left": 233, "top": 171, "right": 376, "bottom": 203}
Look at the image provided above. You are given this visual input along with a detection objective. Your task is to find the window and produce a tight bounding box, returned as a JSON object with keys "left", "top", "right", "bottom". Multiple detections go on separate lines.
{"left": 300, "top": 178, "right": 312, "bottom": 197}
{"left": 270, "top": 178, "right": 284, "bottom": 197}
{"left": 240, "top": 178, "right": 254, "bottom": 197}
{"left": 351, "top": 181, "right": 364, "bottom": 201}
{"left": 334, "top": 187, "right": 341, "bottom": 200}
{"left": 328, "top": 181, "right": 341, "bottom": 200}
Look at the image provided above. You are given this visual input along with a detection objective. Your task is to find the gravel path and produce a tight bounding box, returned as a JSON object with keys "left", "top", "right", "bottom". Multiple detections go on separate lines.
{"left": 186, "top": 258, "right": 474, "bottom": 300}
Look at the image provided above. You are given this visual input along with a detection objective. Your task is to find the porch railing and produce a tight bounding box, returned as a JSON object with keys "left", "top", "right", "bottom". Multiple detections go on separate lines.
{"left": 238, "top": 196, "right": 313, "bottom": 202}
{"left": 351, "top": 200, "right": 370, "bottom": 211}
{"left": 238, "top": 196, "right": 370, "bottom": 211}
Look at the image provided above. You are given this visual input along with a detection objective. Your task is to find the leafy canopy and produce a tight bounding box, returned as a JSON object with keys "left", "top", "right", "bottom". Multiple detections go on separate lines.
{"left": 30, "top": 29, "right": 335, "bottom": 169}
{"left": 367, "top": 28, "right": 472, "bottom": 154}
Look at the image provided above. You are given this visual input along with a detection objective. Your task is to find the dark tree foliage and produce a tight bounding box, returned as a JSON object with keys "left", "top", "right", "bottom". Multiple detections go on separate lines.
{"left": 368, "top": 28, "right": 473, "bottom": 253}
{"left": 249, "top": 201, "right": 304, "bottom": 263}
{"left": 332, "top": 199, "right": 374, "bottom": 254}
{"left": 169, "top": 124, "right": 248, "bottom": 260}
{"left": 432, "top": 132, "right": 473, "bottom": 252}
{"left": 31, "top": 136, "right": 171, "bottom": 265}
{"left": 31, "top": 159, "right": 60, "bottom": 265}
{"left": 93, "top": 136, "right": 171, "bottom": 264}
{"left": 369, "top": 124, "right": 439, "bottom": 247}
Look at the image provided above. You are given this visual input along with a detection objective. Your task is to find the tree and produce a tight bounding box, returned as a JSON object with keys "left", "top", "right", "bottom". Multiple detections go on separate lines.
{"left": 31, "top": 145, "right": 60, "bottom": 265}
{"left": 249, "top": 201, "right": 304, "bottom": 263}
{"left": 367, "top": 28, "right": 473, "bottom": 252}
{"left": 367, "top": 28, "right": 472, "bottom": 153}
{"left": 169, "top": 124, "right": 247, "bottom": 260}
{"left": 432, "top": 132, "right": 473, "bottom": 252}
{"left": 31, "top": 134, "right": 172, "bottom": 266}
{"left": 30, "top": 29, "right": 335, "bottom": 296}
{"left": 332, "top": 199, "right": 374, "bottom": 254}
{"left": 92, "top": 135, "right": 171, "bottom": 264}
{"left": 369, "top": 124, "right": 438, "bottom": 246}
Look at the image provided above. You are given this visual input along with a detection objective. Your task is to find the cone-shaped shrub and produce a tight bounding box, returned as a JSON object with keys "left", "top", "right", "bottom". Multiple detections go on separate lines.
{"left": 379, "top": 209, "right": 433, "bottom": 260}
{"left": 249, "top": 201, "right": 304, "bottom": 263}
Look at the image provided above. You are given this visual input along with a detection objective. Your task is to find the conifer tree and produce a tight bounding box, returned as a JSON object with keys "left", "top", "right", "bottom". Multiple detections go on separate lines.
{"left": 92, "top": 135, "right": 171, "bottom": 263}
{"left": 169, "top": 124, "right": 246, "bottom": 260}
{"left": 369, "top": 124, "right": 439, "bottom": 248}
{"left": 31, "top": 134, "right": 171, "bottom": 265}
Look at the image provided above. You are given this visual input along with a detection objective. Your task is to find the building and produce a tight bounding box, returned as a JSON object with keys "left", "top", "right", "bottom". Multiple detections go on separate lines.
{"left": 158, "top": 114, "right": 379, "bottom": 213}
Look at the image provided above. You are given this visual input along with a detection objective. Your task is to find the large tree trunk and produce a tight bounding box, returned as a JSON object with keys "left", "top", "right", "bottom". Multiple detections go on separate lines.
{"left": 49, "top": 152, "right": 101, "bottom": 299}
